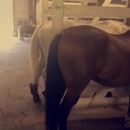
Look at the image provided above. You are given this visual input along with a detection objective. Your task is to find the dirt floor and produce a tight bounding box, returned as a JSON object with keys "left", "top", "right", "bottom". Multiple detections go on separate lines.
{"left": 0, "top": 36, "right": 128, "bottom": 130}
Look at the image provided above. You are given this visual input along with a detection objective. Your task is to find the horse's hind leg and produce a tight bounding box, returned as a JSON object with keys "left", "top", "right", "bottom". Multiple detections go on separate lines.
{"left": 29, "top": 71, "right": 42, "bottom": 103}
{"left": 20, "top": 33, "right": 24, "bottom": 41}
{"left": 58, "top": 80, "right": 91, "bottom": 130}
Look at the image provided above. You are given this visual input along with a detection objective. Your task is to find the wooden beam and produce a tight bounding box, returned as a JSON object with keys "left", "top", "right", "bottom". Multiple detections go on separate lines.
{"left": 29, "top": 0, "right": 33, "bottom": 24}
{"left": 109, "top": 4, "right": 126, "bottom": 7}
{"left": 92, "top": 0, "right": 111, "bottom": 24}
{"left": 42, "top": 0, "right": 48, "bottom": 22}
{"left": 73, "top": 0, "right": 90, "bottom": 22}
{"left": 126, "top": 0, "right": 130, "bottom": 25}
{"left": 52, "top": 0, "right": 63, "bottom": 37}
{"left": 74, "top": 97, "right": 128, "bottom": 108}
{"left": 63, "top": 0, "right": 84, "bottom": 2}
{"left": 64, "top": 5, "right": 130, "bottom": 18}
{"left": 37, "top": 0, "right": 43, "bottom": 24}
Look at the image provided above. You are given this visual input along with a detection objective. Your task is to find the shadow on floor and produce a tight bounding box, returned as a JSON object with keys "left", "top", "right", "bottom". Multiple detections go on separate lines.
{"left": 68, "top": 117, "right": 126, "bottom": 130}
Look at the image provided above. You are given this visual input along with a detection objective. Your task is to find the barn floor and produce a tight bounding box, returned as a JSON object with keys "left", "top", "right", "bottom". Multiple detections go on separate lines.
{"left": 0, "top": 36, "right": 128, "bottom": 130}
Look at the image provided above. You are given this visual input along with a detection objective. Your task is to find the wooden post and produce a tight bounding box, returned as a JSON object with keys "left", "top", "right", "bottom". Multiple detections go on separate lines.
{"left": 29, "top": 0, "right": 33, "bottom": 25}
{"left": 52, "top": 0, "right": 63, "bottom": 37}
{"left": 38, "top": 0, "right": 43, "bottom": 24}
{"left": 33, "top": 0, "right": 37, "bottom": 25}
{"left": 126, "top": 0, "right": 130, "bottom": 25}
{"left": 42, "top": 0, "right": 48, "bottom": 22}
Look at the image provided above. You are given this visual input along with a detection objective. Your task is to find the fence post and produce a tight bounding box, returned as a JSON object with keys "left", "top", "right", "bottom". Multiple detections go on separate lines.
{"left": 52, "top": 0, "right": 63, "bottom": 37}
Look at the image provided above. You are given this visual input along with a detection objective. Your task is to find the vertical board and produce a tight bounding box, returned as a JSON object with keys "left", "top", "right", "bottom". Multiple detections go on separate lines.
{"left": 42, "top": 0, "right": 48, "bottom": 22}
{"left": 52, "top": 0, "right": 63, "bottom": 37}
{"left": 36, "top": 0, "right": 43, "bottom": 25}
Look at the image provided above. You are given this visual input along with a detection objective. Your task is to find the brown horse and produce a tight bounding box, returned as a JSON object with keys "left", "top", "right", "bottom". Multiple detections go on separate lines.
{"left": 45, "top": 25, "right": 130, "bottom": 130}
{"left": 18, "top": 24, "right": 36, "bottom": 41}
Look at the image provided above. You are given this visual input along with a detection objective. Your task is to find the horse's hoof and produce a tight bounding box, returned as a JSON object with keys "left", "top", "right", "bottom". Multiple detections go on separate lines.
{"left": 33, "top": 96, "right": 41, "bottom": 103}
{"left": 42, "top": 90, "right": 46, "bottom": 97}
{"left": 125, "top": 122, "right": 130, "bottom": 129}
{"left": 29, "top": 83, "right": 41, "bottom": 103}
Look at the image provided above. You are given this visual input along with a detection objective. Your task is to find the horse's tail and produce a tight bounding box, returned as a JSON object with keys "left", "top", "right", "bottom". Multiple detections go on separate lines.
{"left": 45, "top": 34, "right": 66, "bottom": 130}
{"left": 29, "top": 23, "right": 45, "bottom": 84}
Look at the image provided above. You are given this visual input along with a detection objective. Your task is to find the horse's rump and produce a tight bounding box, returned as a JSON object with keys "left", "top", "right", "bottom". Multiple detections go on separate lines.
{"left": 59, "top": 25, "right": 130, "bottom": 87}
